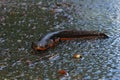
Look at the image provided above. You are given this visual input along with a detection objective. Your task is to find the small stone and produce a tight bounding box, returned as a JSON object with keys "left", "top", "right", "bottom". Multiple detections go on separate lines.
{"left": 58, "top": 70, "right": 67, "bottom": 75}
{"left": 73, "top": 54, "right": 82, "bottom": 59}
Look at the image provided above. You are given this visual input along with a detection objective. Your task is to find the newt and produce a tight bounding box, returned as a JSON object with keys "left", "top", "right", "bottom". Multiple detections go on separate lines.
{"left": 31, "top": 30, "right": 108, "bottom": 54}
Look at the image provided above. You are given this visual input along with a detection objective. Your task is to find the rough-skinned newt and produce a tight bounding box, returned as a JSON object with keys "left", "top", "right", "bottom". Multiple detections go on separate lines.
{"left": 31, "top": 30, "right": 108, "bottom": 54}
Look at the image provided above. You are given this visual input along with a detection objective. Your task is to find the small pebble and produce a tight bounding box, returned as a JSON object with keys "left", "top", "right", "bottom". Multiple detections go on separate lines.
{"left": 73, "top": 54, "right": 82, "bottom": 59}
{"left": 58, "top": 70, "right": 67, "bottom": 75}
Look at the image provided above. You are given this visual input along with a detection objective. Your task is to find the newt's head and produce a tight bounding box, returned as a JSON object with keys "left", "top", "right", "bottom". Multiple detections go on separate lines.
{"left": 31, "top": 39, "right": 56, "bottom": 54}
{"left": 31, "top": 42, "right": 47, "bottom": 52}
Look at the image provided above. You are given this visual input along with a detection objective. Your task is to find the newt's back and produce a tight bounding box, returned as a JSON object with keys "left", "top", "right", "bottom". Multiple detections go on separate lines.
{"left": 51, "top": 30, "right": 108, "bottom": 40}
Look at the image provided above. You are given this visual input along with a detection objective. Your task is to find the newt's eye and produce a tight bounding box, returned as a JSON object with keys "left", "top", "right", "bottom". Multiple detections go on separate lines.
{"left": 44, "top": 45, "right": 48, "bottom": 48}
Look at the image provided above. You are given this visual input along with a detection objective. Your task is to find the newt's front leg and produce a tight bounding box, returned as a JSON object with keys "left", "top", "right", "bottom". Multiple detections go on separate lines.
{"left": 48, "top": 38, "right": 60, "bottom": 48}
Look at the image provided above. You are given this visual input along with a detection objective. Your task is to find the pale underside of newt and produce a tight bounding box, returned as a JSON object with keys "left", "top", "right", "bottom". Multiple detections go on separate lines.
{"left": 31, "top": 30, "right": 108, "bottom": 54}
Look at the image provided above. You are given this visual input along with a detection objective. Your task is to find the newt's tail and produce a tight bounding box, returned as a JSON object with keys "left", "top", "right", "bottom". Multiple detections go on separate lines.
{"left": 55, "top": 30, "right": 108, "bottom": 40}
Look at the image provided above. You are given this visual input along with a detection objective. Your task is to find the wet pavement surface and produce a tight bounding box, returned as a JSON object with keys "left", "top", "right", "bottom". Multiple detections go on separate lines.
{"left": 0, "top": 0, "right": 120, "bottom": 80}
